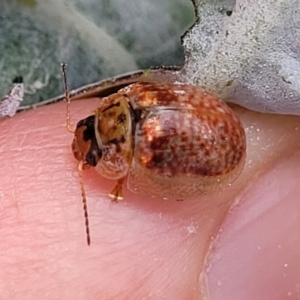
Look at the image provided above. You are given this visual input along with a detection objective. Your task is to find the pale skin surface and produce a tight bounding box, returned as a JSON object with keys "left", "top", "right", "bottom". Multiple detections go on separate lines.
{"left": 0, "top": 98, "right": 299, "bottom": 300}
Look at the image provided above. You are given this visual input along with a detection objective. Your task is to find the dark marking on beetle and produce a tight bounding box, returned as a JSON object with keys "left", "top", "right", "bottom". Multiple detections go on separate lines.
{"left": 86, "top": 151, "right": 98, "bottom": 166}
{"left": 108, "top": 136, "right": 126, "bottom": 145}
{"left": 74, "top": 115, "right": 103, "bottom": 166}
{"left": 102, "top": 101, "right": 120, "bottom": 113}
{"left": 128, "top": 102, "right": 144, "bottom": 140}
{"left": 128, "top": 102, "right": 143, "bottom": 123}
{"left": 75, "top": 115, "right": 96, "bottom": 143}
{"left": 117, "top": 113, "right": 126, "bottom": 124}
{"left": 107, "top": 135, "right": 126, "bottom": 153}
{"left": 76, "top": 115, "right": 95, "bottom": 131}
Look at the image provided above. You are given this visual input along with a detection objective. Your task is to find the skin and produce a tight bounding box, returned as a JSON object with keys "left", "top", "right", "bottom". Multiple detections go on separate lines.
{"left": 0, "top": 98, "right": 299, "bottom": 300}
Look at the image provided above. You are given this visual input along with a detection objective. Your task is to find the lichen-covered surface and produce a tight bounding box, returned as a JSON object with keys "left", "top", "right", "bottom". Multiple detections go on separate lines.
{"left": 181, "top": 0, "right": 300, "bottom": 115}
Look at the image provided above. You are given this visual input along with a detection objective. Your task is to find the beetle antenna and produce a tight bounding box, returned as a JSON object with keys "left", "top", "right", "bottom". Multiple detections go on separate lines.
{"left": 61, "top": 62, "right": 74, "bottom": 133}
{"left": 78, "top": 160, "right": 91, "bottom": 246}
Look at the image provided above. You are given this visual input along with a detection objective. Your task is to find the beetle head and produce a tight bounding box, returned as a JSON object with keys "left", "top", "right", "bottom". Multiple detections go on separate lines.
{"left": 72, "top": 115, "right": 102, "bottom": 168}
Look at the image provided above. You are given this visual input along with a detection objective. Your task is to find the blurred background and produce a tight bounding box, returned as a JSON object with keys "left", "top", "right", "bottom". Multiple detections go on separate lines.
{"left": 0, "top": 0, "right": 194, "bottom": 106}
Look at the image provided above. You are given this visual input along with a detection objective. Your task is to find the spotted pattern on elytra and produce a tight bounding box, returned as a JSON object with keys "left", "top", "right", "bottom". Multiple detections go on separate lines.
{"left": 122, "top": 82, "right": 245, "bottom": 177}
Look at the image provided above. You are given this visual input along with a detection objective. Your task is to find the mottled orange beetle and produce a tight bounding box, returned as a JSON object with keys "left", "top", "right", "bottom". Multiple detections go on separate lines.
{"left": 61, "top": 64, "right": 246, "bottom": 244}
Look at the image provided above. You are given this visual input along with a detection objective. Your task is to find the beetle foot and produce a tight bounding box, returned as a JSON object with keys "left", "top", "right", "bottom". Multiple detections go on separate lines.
{"left": 109, "top": 179, "right": 124, "bottom": 202}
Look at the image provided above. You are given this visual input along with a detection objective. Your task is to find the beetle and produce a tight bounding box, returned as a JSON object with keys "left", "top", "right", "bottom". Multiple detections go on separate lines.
{"left": 61, "top": 63, "right": 246, "bottom": 244}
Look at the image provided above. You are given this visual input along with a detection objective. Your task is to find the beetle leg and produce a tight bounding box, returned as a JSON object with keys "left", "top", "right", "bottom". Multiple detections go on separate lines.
{"left": 109, "top": 178, "right": 125, "bottom": 202}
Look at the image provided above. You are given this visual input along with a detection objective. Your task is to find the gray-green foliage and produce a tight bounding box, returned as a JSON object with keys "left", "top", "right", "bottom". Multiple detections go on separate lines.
{"left": 0, "top": 0, "right": 194, "bottom": 106}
